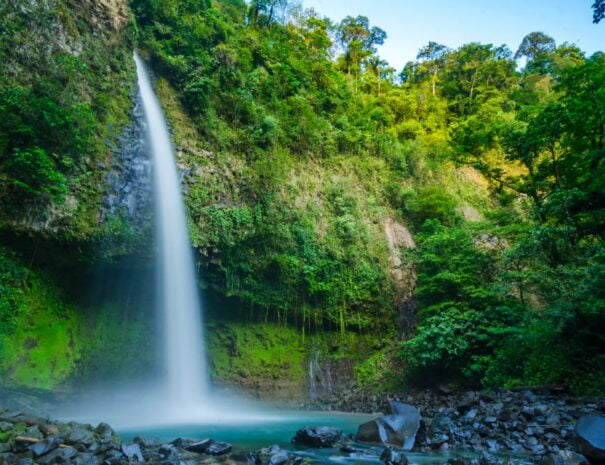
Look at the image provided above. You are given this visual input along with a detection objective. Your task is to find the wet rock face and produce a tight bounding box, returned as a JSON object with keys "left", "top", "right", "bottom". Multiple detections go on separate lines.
{"left": 103, "top": 90, "right": 153, "bottom": 227}
{"left": 575, "top": 416, "right": 605, "bottom": 464}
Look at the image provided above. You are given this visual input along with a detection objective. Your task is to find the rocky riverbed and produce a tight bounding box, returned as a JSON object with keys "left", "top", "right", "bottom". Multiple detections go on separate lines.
{"left": 304, "top": 388, "right": 605, "bottom": 460}
{"left": 0, "top": 387, "right": 603, "bottom": 465}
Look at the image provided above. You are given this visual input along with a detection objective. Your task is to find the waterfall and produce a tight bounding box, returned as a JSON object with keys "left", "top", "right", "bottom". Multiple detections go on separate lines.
{"left": 56, "top": 55, "right": 276, "bottom": 427}
{"left": 134, "top": 53, "right": 208, "bottom": 403}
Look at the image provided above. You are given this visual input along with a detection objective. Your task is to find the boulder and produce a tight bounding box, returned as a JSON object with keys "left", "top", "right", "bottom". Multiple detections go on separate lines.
{"left": 248, "top": 451, "right": 261, "bottom": 465}
{"left": 292, "top": 427, "right": 343, "bottom": 448}
{"left": 73, "top": 452, "right": 101, "bottom": 465}
{"left": 185, "top": 439, "right": 212, "bottom": 453}
{"left": 478, "top": 451, "right": 499, "bottom": 465}
{"left": 380, "top": 447, "right": 409, "bottom": 465}
{"left": 121, "top": 442, "right": 144, "bottom": 462}
{"left": 159, "top": 444, "right": 178, "bottom": 458}
{"left": 133, "top": 436, "right": 161, "bottom": 449}
{"left": 28, "top": 438, "right": 59, "bottom": 457}
{"left": 251, "top": 444, "right": 298, "bottom": 465}
{"left": 88, "top": 441, "right": 101, "bottom": 454}
{"left": 269, "top": 451, "right": 290, "bottom": 465}
{"left": 66, "top": 427, "right": 95, "bottom": 446}
{"left": 94, "top": 423, "right": 115, "bottom": 441}
{"left": 541, "top": 450, "right": 589, "bottom": 465}
{"left": 103, "top": 448, "right": 126, "bottom": 465}
{"left": 575, "top": 416, "right": 605, "bottom": 465}
{"left": 171, "top": 438, "right": 194, "bottom": 449}
{"left": 356, "top": 402, "right": 420, "bottom": 450}
{"left": 37, "top": 446, "right": 78, "bottom": 465}
{"left": 206, "top": 441, "right": 232, "bottom": 456}
{"left": 340, "top": 444, "right": 357, "bottom": 453}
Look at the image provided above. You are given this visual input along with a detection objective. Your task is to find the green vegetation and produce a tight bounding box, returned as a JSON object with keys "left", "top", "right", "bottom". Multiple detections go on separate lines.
{"left": 0, "top": 247, "right": 83, "bottom": 389}
{"left": 133, "top": 1, "right": 604, "bottom": 393}
{"left": 207, "top": 317, "right": 391, "bottom": 397}
{"left": 0, "top": 0, "right": 147, "bottom": 390}
{"left": 0, "top": 0, "right": 603, "bottom": 395}
{"left": 0, "top": 0, "right": 135, "bottom": 240}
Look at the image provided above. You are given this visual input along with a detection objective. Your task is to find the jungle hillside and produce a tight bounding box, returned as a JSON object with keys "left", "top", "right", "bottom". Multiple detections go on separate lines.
{"left": 0, "top": 0, "right": 604, "bottom": 398}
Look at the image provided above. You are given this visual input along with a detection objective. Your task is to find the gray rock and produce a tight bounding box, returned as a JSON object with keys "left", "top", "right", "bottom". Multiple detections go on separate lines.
{"left": 247, "top": 451, "right": 261, "bottom": 465}
{"left": 133, "top": 436, "right": 161, "bottom": 449}
{"left": 18, "top": 459, "right": 36, "bottom": 465}
{"left": 575, "top": 416, "right": 605, "bottom": 464}
{"left": 206, "top": 441, "right": 232, "bottom": 456}
{"left": 292, "top": 426, "right": 343, "bottom": 448}
{"left": 185, "top": 439, "right": 212, "bottom": 453}
{"left": 67, "top": 427, "right": 95, "bottom": 446}
{"left": 73, "top": 452, "right": 100, "bottom": 465}
{"left": 478, "top": 451, "right": 499, "bottom": 465}
{"left": 37, "top": 447, "right": 78, "bottom": 465}
{"left": 94, "top": 424, "right": 114, "bottom": 441}
{"left": 0, "top": 422, "right": 13, "bottom": 432}
{"left": 28, "top": 438, "right": 59, "bottom": 458}
{"left": 103, "top": 448, "right": 126, "bottom": 465}
{"left": 269, "top": 451, "right": 290, "bottom": 465}
{"left": 541, "top": 450, "right": 589, "bottom": 465}
{"left": 121, "top": 442, "right": 144, "bottom": 462}
{"left": 380, "top": 447, "right": 408, "bottom": 465}
{"left": 159, "top": 444, "right": 178, "bottom": 458}
{"left": 24, "top": 426, "right": 43, "bottom": 440}
{"left": 170, "top": 438, "right": 194, "bottom": 449}
{"left": 356, "top": 402, "right": 420, "bottom": 450}
{"left": 340, "top": 444, "right": 357, "bottom": 453}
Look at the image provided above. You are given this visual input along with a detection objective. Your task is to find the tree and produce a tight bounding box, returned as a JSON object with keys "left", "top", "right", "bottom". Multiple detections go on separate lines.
{"left": 366, "top": 55, "right": 392, "bottom": 95}
{"left": 440, "top": 43, "right": 516, "bottom": 115}
{"left": 416, "top": 42, "right": 449, "bottom": 96}
{"left": 249, "top": 0, "right": 289, "bottom": 26}
{"left": 515, "top": 32, "right": 556, "bottom": 61}
{"left": 336, "top": 16, "right": 386, "bottom": 90}
{"left": 594, "top": 0, "right": 605, "bottom": 23}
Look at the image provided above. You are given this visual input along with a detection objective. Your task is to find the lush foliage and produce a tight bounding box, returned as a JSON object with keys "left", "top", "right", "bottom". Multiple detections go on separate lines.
{"left": 132, "top": 1, "right": 604, "bottom": 392}
{"left": 401, "top": 41, "right": 605, "bottom": 393}
{"left": 0, "top": 0, "right": 602, "bottom": 393}
{"left": 0, "top": 0, "right": 135, "bottom": 236}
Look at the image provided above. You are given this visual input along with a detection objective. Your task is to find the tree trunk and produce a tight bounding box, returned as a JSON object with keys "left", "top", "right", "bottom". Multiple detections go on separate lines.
{"left": 469, "top": 67, "right": 478, "bottom": 100}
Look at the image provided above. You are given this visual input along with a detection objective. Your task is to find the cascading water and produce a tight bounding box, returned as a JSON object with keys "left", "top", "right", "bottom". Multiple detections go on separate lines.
{"left": 134, "top": 52, "right": 208, "bottom": 403}
{"left": 58, "top": 54, "right": 280, "bottom": 428}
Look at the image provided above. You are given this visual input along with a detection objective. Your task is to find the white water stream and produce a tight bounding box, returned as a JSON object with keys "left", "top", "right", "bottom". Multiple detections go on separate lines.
{"left": 58, "top": 54, "right": 277, "bottom": 428}
{"left": 134, "top": 53, "right": 208, "bottom": 404}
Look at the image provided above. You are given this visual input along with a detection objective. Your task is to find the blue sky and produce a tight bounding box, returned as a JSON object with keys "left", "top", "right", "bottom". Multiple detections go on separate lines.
{"left": 301, "top": 0, "right": 604, "bottom": 70}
